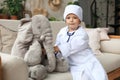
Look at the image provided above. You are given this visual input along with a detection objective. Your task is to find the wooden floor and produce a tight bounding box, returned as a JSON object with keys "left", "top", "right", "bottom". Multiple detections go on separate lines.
{"left": 108, "top": 67, "right": 120, "bottom": 80}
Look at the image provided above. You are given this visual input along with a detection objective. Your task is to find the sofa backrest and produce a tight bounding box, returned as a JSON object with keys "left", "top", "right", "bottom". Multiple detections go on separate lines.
{"left": 0, "top": 19, "right": 20, "bottom": 31}
{"left": 0, "top": 19, "right": 85, "bottom": 54}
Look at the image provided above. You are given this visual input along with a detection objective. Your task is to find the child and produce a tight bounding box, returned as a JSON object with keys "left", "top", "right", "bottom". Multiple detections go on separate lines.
{"left": 54, "top": 5, "right": 108, "bottom": 80}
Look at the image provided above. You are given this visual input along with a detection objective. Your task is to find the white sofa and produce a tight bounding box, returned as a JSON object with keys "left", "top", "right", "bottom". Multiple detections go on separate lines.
{"left": 0, "top": 19, "right": 120, "bottom": 80}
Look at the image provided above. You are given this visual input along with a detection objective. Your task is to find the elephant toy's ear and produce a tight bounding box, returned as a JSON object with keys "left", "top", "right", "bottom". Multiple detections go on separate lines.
{"left": 19, "top": 18, "right": 31, "bottom": 27}
{"left": 31, "top": 15, "right": 56, "bottom": 72}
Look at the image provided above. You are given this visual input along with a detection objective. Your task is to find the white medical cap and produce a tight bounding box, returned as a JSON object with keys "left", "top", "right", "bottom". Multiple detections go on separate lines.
{"left": 63, "top": 5, "right": 83, "bottom": 21}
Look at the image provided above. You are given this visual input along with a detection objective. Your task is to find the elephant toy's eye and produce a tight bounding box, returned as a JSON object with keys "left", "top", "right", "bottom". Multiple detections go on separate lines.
{"left": 40, "top": 35, "right": 45, "bottom": 41}
{"left": 37, "top": 26, "right": 40, "bottom": 29}
{"left": 37, "top": 23, "right": 41, "bottom": 28}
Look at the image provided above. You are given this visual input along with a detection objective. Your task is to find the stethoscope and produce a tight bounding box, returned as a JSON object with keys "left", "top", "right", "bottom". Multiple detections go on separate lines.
{"left": 66, "top": 31, "right": 75, "bottom": 42}
{"left": 66, "top": 26, "right": 80, "bottom": 42}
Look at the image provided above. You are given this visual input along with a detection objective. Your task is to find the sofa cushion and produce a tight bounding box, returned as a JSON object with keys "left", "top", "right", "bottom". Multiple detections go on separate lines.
{"left": 0, "top": 52, "right": 29, "bottom": 80}
{"left": 100, "top": 39, "right": 120, "bottom": 54}
{"left": 0, "top": 20, "right": 19, "bottom": 31}
{"left": 97, "top": 28, "right": 110, "bottom": 41}
{"left": 85, "top": 28, "right": 101, "bottom": 54}
{"left": 85, "top": 28, "right": 110, "bottom": 54}
{"left": 44, "top": 72, "right": 72, "bottom": 80}
{"left": 96, "top": 53, "right": 120, "bottom": 73}
{"left": 0, "top": 25, "right": 17, "bottom": 54}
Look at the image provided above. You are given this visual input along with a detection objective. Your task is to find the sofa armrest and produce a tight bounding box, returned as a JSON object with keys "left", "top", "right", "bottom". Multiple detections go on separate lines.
{"left": 0, "top": 53, "right": 29, "bottom": 80}
{"left": 100, "top": 35, "right": 120, "bottom": 54}
{"left": 109, "top": 35, "right": 120, "bottom": 39}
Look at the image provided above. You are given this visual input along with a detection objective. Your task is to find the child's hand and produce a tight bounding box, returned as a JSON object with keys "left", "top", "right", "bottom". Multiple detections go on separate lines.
{"left": 54, "top": 46, "right": 60, "bottom": 53}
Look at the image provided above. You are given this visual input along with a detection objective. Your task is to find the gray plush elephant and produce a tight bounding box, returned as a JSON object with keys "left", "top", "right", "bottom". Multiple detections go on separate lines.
{"left": 11, "top": 15, "right": 69, "bottom": 80}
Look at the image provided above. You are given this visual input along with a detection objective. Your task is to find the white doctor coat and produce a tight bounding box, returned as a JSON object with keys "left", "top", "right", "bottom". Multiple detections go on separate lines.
{"left": 55, "top": 26, "right": 108, "bottom": 80}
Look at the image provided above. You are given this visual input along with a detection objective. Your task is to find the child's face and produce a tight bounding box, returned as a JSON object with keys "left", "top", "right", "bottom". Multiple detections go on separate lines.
{"left": 65, "top": 13, "right": 81, "bottom": 31}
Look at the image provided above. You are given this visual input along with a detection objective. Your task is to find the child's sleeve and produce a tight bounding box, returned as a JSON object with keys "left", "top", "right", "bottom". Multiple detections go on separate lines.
{"left": 58, "top": 43, "right": 71, "bottom": 58}
{"left": 54, "top": 31, "right": 61, "bottom": 46}
{"left": 70, "top": 36, "right": 89, "bottom": 54}
{"left": 59, "top": 35, "right": 89, "bottom": 58}
{"left": 55, "top": 31, "right": 71, "bottom": 58}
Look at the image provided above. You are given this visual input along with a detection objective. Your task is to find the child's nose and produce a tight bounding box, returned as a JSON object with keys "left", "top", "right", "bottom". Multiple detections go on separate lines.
{"left": 70, "top": 18, "right": 73, "bottom": 21}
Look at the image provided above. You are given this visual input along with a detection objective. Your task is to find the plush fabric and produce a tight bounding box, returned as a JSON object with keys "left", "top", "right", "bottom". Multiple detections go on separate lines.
{"left": 97, "top": 28, "right": 110, "bottom": 41}
{"left": 24, "top": 40, "right": 42, "bottom": 66}
{"left": 11, "top": 21, "right": 33, "bottom": 58}
{"left": 11, "top": 15, "right": 56, "bottom": 80}
{"left": 31, "top": 15, "right": 56, "bottom": 73}
{"left": 11, "top": 15, "right": 69, "bottom": 80}
{"left": 55, "top": 58, "right": 69, "bottom": 72}
{"left": 29, "top": 64, "right": 47, "bottom": 80}
{"left": 85, "top": 28, "right": 101, "bottom": 54}
{"left": 0, "top": 25, "right": 17, "bottom": 53}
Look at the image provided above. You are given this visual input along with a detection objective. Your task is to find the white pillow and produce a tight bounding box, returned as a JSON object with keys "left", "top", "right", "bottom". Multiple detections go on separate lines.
{"left": 97, "top": 28, "right": 110, "bottom": 41}
{"left": 0, "top": 25, "right": 17, "bottom": 54}
{"left": 85, "top": 28, "right": 101, "bottom": 54}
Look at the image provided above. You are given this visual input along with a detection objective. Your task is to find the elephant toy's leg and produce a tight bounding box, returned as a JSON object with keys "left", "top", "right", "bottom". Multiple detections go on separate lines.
{"left": 29, "top": 64, "right": 47, "bottom": 80}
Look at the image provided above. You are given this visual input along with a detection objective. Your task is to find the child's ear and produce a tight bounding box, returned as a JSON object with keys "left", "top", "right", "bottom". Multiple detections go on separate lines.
{"left": 79, "top": 20, "right": 81, "bottom": 23}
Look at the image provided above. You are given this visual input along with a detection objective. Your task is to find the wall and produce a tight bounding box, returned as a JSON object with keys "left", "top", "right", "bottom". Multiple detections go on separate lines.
{"left": 0, "top": 0, "right": 4, "bottom": 8}
{"left": 0, "top": 0, "right": 115, "bottom": 27}
{"left": 24, "top": 0, "right": 115, "bottom": 27}
{"left": 78, "top": 0, "right": 93, "bottom": 26}
{"left": 79, "top": 0, "right": 115, "bottom": 27}
{"left": 96, "top": 0, "right": 115, "bottom": 27}
{"left": 25, "top": 0, "right": 73, "bottom": 20}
